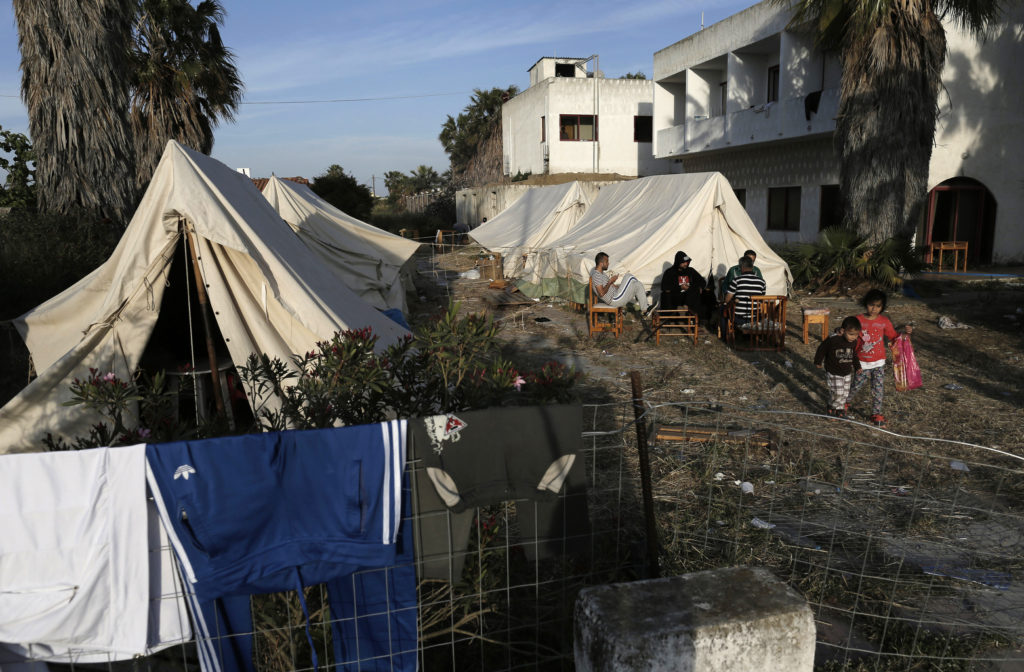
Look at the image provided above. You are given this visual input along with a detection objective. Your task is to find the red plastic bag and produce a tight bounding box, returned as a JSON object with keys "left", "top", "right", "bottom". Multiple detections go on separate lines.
{"left": 893, "top": 334, "right": 922, "bottom": 391}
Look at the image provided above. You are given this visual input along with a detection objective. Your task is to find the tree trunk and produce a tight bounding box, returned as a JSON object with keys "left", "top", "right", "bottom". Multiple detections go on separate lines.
{"left": 836, "top": 0, "right": 946, "bottom": 243}
{"left": 14, "top": 0, "right": 137, "bottom": 222}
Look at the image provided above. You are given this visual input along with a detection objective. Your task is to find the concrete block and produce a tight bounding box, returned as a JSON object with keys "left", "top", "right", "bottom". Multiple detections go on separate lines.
{"left": 575, "top": 566, "right": 814, "bottom": 672}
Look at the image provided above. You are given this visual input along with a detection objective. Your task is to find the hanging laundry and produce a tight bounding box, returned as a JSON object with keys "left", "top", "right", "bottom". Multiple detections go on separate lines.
{"left": 0, "top": 445, "right": 191, "bottom": 664}
{"left": 410, "top": 404, "right": 590, "bottom": 566}
{"left": 145, "top": 422, "right": 416, "bottom": 672}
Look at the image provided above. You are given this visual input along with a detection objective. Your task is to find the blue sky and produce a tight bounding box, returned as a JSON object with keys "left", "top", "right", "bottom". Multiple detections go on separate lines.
{"left": 0, "top": 1, "right": 753, "bottom": 193}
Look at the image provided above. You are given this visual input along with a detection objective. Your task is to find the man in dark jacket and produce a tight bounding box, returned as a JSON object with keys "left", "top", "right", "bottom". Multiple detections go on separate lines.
{"left": 660, "top": 251, "right": 706, "bottom": 314}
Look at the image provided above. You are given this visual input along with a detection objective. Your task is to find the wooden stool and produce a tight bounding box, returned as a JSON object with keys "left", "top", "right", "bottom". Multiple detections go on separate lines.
{"left": 653, "top": 308, "right": 698, "bottom": 346}
{"left": 929, "top": 240, "right": 968, "bottom": 273}
{"left": 802, "top": 308, "right": 830, "bottom": 344}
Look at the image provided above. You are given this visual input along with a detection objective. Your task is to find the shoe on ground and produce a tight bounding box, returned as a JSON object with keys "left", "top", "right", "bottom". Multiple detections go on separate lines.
{"left": 642, "top": 303, "right": 658, "bottom": 318}
{"left": 836, "top": 408, "right": 847, "bottom": 419}
{"left": 871, "top": 414, "right": 887, "bottom": 428}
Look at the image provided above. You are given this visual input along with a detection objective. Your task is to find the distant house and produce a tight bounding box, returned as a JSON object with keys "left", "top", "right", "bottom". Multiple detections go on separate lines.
{"left": 653, "top": 0, "right": 1024, "bottom": 263}
{"left": 501, "top": 57, "right": 671, "bottom": 179}
{"left": 251, "top": 176, "right": 309, "bottom": 192}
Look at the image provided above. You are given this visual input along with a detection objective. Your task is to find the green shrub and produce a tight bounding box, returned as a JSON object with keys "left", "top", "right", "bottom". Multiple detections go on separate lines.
{"left": 44, "top": 302, "right": 578, "bottom": 446}
{"left": 239, "top": 303, "right": 578, "bottom": 431}
{"left": 779, "top": 227, "right": 926, "bottom": 292}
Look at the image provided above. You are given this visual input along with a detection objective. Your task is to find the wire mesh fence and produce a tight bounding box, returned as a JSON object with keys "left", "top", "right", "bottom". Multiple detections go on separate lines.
{"left": 643, "top": 398, "right": 1024, "bottom": 670}
{"left": 9, "top": 399, "right": 1023, "bottom": 671}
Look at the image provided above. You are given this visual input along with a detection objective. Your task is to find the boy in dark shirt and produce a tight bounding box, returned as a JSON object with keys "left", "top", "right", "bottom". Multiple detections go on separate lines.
{"left": 814, "top": 316, "right": 862, "bottom": 418}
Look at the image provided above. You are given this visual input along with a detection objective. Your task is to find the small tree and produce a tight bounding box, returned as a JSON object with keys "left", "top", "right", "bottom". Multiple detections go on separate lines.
{"left": 0, "top": 126, "right": 36, "bottom": 211}
{"left": 310, "top": 164, "right": 374, "bottom": 220}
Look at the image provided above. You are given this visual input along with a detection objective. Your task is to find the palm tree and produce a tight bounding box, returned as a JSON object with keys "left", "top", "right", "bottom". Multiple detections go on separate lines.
{"left": 13, "top": 0, "right": 137, "bottom": 221}
{"left": 130, "top": 0, "right": 243, "bottom": 189}
{"left": 439, "top": 86, "right": 518, "bottom": 179}
{"left": 782, "top": 0, "right": 1005, "bottom": 243}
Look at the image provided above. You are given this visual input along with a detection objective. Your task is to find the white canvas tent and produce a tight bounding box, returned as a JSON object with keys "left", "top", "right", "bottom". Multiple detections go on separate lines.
{"left": 0, "top": 141, "right": 409, "bottom": 454}
{"left": 517, "top": 173, "right": 792, "bottom": 303}
{"left": 260, "top": 176, "right": 422, "bottom": 314}
{"left": 469, "top": 182, "right": 591, "bottom": 277}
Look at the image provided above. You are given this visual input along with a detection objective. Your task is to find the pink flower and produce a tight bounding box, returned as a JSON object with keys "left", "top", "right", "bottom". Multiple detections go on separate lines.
{"left": 102, "top": 372, "right": 117, "bottom": 383}
{"left": 512, "top": 375, "right": 526, "bottom": 391}
{"left": 137, "top": 428, "right": 152, "bottom": 439}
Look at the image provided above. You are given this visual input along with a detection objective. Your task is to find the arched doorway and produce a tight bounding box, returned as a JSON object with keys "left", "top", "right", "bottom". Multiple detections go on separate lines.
{"left": 924, "top": 177, "right": 997, "bottom": 265}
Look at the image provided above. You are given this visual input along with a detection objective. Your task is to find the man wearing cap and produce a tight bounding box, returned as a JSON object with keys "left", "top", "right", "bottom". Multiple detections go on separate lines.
{"left": 659, "top": 251, "right": 706, "bottom": 315}
{"left": 590, "top": 252, "right": 652, "bottom": 316}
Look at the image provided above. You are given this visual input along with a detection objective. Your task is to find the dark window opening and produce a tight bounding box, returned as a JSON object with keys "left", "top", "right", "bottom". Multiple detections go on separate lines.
{"left": 768, "top": 186, "right": 801, "bottom": 231}
{"left": 559, "top": 114, "right": 598, "bottom": 141}
{"left": 733, "top": 188, "right": 746, "bottom": 209}
{"left": 819, "top": 185, "right": 841, "bottom": 230}
{"left": 633, "top": 116, "right": 653, "bottom": 143}
{"left": 767, "top": 66, "right": 780, "bottom": 103}
{"left": 541, "top": 116, "right": 545, "bottom": 142}
{"left": 555, "top": 63, "right": 576, "bottom": 78}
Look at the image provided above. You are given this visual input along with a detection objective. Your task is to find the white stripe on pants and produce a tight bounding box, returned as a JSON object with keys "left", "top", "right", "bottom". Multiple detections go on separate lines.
{"left": 603, "top": 274, "right": 648, "bottom": 311}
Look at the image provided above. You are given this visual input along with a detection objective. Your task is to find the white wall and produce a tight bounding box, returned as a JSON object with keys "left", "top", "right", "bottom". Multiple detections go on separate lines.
{"left": 652, "top": 0, "right": 1024, "bottom": 261}
{"left": 502, "top": 82, "right": 548, "bottom": 177}
{"left": 503, "top": 77, "right": 671, "bottom": 178}
{"left": 928, "top": 3, "right": 1024, "bottom": 262}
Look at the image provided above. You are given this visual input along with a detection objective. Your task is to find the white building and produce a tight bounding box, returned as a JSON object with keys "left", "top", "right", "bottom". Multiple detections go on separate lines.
{"left": 653, "top": 1, "right": 1024, "bottom": 264}
{"left": 502, "top": 57, "right": 671, "bottom": 179}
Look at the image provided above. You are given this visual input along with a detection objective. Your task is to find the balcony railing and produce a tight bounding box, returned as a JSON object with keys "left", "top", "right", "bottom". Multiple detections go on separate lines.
{"left": 654, "top": 88, "right": 838, "bottom": 158}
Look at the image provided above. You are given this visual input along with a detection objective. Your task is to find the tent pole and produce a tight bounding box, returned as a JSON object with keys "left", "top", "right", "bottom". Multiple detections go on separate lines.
{"left": 184, "top": 225, "right": 227, "bottom": 418}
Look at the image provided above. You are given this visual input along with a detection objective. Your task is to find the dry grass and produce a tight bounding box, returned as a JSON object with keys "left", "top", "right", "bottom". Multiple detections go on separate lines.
{"left": 429, "top": 247, "right": 1024, "bottom": 668}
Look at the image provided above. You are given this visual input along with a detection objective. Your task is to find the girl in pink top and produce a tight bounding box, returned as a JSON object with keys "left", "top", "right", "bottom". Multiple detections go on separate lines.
{"left": 849, "top": 289, "right": 913, "bottom": 428}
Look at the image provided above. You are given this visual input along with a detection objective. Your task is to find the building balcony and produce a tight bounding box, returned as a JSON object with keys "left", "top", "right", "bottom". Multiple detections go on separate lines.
{"left": 655, "top": 88, "right": 838, "bottom": 158}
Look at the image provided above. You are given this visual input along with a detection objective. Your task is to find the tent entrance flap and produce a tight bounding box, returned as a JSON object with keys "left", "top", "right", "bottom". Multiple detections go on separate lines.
{"left": 136, "top": 225, "right": 248, "bottom": 429}
{"left": 185, "top": 223, "right": 225, "bottom": 418}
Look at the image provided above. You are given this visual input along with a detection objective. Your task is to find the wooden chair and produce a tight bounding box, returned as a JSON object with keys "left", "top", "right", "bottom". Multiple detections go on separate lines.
{"left": 721, "top": 295, "right": 788, "bottom": 351}
{"left": 587, "top": 277, "right": 623, "bottom": 338}
{"left": 653, "top": 308, "right": 698, "bottom": 346}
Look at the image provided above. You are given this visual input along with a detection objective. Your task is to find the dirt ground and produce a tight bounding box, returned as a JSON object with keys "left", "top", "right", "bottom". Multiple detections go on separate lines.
{"left": 421, "top": 246, "right": 1024, "bottom": 453}
{"left": 421, "top": 247, "right": 1024, "bottom": 666}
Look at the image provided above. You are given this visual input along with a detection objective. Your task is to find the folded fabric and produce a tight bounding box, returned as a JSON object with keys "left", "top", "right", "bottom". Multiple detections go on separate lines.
{"left": 0, "top": 445, "right": 191, "bottom": 663}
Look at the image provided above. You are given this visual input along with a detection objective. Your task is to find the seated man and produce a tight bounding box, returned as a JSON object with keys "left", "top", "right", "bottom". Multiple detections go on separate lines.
{"left": 659, "top": 251, "right": 705, "bottom": 314}
{"left": 720, "top": 249, "right": 764, "bottom": 300}
{"left": 590, "top": 251, "right": 651, "bottom": 315}
{"left": 723, "top": 256, "right": 766, "bottom": 326}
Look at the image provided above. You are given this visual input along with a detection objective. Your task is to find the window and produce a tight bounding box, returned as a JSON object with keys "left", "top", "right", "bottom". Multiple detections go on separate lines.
{"left": 559, "top": 114, "right": 598, "bottom": 141}
{"left": 733, "top": 188, "right": 746, "bottom": 209}
{"left": 767, "top": 66, "right": 779, "bottom": 103}
{"left": 555, "top": 63, "right": 576, "bottom": 78}
{"left": 709, "top": 81, "right": 728, "bottom": 117}
{"left": 768, "top": 186, "right": 801, "bottom": 231}
{"left": 819, "top": 185, "right": 842, "bottom": 230}
{"left": 633, "top": 116, "right": 653, "bottom": 143}
{"left": 541, "top": 116, "right": 545, "bottom": 142}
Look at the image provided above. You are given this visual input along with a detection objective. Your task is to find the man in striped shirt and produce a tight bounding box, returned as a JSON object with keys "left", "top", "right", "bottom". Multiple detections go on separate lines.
{"left": 590, "top": 252, "right": 651, "bottom": 315}
{"left": 724, "top": 256, "right": 766, "bottom": 325}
